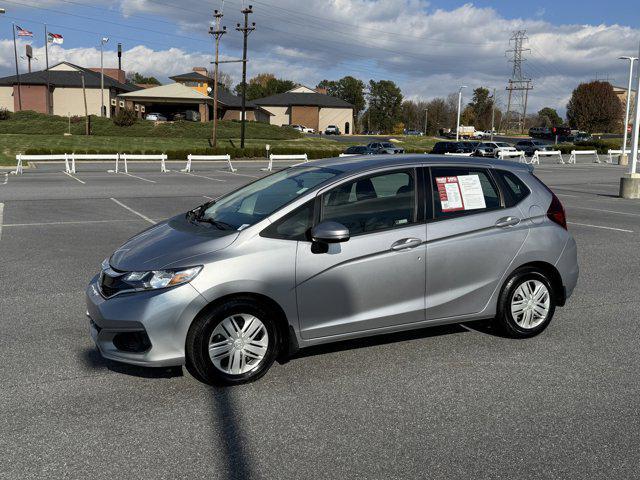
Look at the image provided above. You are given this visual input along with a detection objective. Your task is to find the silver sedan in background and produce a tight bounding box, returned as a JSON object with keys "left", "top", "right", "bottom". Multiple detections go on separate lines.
{"left": 87, "top": 156, "right": 578, "bottom": 385}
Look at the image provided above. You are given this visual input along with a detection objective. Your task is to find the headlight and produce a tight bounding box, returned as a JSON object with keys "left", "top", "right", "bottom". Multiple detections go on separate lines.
{"left": 122, "top": 266, "right": 203, "bottom": 291}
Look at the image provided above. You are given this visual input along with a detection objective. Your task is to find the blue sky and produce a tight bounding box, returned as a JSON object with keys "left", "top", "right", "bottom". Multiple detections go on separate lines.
{"left": 1, "top": 0, "right": 639, "bottom": 115}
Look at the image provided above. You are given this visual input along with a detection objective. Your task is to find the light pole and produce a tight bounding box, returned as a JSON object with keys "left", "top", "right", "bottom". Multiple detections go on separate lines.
{"left": 620, "top": 41, "right": 640, "bottom": 199}
{"left": 424, "top": 108, "right": 428, "bottom": 136}
{"left": 100, "top": 37, "right": 109, "bottom": 117}
{"left": 619, "top": 56, "right": 637, "bottom": 166}
{"left": 455, "top": 85, "right": 467, "bottom": 141}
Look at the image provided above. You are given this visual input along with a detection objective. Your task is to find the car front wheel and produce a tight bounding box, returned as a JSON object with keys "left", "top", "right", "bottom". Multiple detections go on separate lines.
{"left": 186, "top": 298, "right": 280, "bottom": 385}
{"left": 495, "top": 268, "right": 556, "bottom": 338}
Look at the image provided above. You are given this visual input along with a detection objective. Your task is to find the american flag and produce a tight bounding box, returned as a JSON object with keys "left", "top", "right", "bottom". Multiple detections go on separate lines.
{"left": 16, "top": 26, "right": 33, "bottom": 37}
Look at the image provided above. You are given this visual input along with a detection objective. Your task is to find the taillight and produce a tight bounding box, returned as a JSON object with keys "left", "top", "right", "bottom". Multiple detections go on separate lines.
{"left": 547, "top": 192, "right": 567, "bottom": 230}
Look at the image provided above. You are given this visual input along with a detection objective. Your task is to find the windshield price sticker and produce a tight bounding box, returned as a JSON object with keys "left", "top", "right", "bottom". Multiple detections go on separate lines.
{"left": 435, "top": 175, "right": 486, "bottom": 212}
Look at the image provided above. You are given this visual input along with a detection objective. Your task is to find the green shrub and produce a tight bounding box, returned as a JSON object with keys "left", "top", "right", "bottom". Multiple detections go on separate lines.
{"left": 0, "top": 108, "right": 11, "bottom": 121}
{"left": 113, "top": 109, "right": 137, "bottom": 127}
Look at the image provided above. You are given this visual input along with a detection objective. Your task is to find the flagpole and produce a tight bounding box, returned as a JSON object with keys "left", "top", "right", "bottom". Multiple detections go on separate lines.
{"left": 45, "top": 24, "right": 51, "bottom": 115}
{"left": 12, "top": 22, "right": 22, "bottom": 111}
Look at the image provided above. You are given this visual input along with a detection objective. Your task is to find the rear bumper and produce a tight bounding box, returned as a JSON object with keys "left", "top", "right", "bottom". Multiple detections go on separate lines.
{"left": 555, "top": 236, "right": 579, "bottom": 302}
{"left": 85, "top": 275, "right": 209, "bottom": 367}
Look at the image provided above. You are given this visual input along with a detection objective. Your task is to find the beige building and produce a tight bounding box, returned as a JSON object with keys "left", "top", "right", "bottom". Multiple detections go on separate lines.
{"left": 0, "top": 62, "right": 135, "bottom": 117}
{"left": 253, "top": 86, "right": 355, "bottom": 134}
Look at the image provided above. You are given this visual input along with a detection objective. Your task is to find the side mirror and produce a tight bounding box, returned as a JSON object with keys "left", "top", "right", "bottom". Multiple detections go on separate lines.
{"left": 311, "top": 221, "right": 350, "bottom": 244}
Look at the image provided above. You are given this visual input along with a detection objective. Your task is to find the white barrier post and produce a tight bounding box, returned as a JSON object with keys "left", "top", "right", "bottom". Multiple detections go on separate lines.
{"left": 64, "top": 153, "right": 71, "bottom": 173}
{"left": 263, "top": 144, "right": 272, "bottom": 172}
{"left": 123, "top": 153, "right": 128, "bottom": 173}
{"left": 71, "top": 153, "right": 76, "bottom": 174}
{"left": 569, "top": 150, "right": 600, "bottom": 164}
{"left": 607, "top": 149, "right": 630, "bottom": 164}
{"left": 226, "top": 154, "right": 237, "bottom": 172}
{"left": 184, "top": 154, "right": 192, "bottom": 173}
{"left": 531, "top": 150, "right": 565, "bottom": 165}
{"left": 498, "top": 150, "right": 526, "bottom": 162}
{"left": 14, "top": 154, "right": 23, "bottom": 175}
{"left": 160, "top": 153, "right": 168, "bottom": 173}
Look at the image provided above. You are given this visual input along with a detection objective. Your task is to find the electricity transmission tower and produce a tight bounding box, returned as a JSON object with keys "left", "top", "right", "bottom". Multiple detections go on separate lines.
{"left": 504, "top": 30, "right": 533, "bottom": 134}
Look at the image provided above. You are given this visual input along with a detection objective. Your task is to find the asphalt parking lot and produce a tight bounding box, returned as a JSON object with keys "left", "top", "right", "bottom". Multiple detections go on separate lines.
{"left": 1, "top": 156, "right": 639, "bottom": 479}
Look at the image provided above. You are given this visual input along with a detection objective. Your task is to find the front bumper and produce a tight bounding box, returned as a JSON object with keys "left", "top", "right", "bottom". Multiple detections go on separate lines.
{"left": 85, "top": 274, "right": 209, "bottom": 367}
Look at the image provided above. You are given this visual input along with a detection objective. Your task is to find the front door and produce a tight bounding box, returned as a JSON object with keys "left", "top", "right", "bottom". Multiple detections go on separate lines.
{"left": 426, "top": 166, "right": 529, "bottom": 319}
{"left": 296, "top": 168, "right": 426, "bottom": 339}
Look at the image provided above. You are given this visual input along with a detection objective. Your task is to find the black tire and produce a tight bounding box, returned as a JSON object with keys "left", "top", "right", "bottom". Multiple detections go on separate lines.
{"left": 495, "top": 267, "right": 556, "bottom": 338}
{"left": 186, "top": 297, "right": 280, "bottom": 386}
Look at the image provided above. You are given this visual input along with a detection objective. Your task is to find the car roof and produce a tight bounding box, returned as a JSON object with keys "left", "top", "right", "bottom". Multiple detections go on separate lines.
{"left": 298, "top": 154, "right": 533, "bottom": 174}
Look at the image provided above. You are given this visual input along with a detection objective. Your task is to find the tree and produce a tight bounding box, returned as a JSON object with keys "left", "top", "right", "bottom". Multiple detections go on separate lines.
{"left": 463, "top": 87, "right": 494, "bottom": 130}
{"left": 566, "top": 81, "right": 623, "bottom": 133}
{"left": 537, "top": 107, "right": 563, "bottom": 127}
{"left": 318, "top": 76, "right": 366, "bottom": 131}
{"left": 366, "top": 79, "right": 403, "bottom": 133}
{"left": 234, "top": 73, "right": 295, "bottom": 101}
{"left": 126, "top": 72, "right": 161, "bottom": 85}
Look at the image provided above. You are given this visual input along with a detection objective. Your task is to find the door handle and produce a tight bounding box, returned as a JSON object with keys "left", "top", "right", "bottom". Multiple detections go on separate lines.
{"left": 391, "top": 238, "right": 422, "bottom": 251}
{"left": 495, "top": 216, "right": 521, "bottom": 228}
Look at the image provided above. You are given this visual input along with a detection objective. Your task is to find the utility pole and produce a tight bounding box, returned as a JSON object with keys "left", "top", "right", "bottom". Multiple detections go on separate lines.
{"left": 81, "top": 73, "right": 89, "bottom": 135}
{"left": 236, "top": 5, "right": 255, "bottom": 149}
{"left": 490, "top": 88, "right": 496, "bottom": 141}
{"left": 505, "top": 30, "right": 533, "bottom": 134}
{"left": 620, "top": 41, "right": 640, "bottom": 199}
{"left": 12, "top": 23, "right": 22, "bottom": 111}
{"left": 210, "top": 10, "right": 226, "bottom": 147}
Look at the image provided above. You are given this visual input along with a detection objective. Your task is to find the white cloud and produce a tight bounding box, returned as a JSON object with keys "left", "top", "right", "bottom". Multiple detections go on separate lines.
{"left": 1, "top": 0, "right": 638, "bottom": 114}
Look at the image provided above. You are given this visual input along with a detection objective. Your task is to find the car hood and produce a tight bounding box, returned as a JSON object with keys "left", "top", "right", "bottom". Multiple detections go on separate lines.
{"left": 109, "top": 214, "right": 239, "bottom": 271}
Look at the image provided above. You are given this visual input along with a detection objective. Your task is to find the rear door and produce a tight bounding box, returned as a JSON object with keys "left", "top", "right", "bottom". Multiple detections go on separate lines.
{"left": 425, "top": 165, "right": 529, "bottom": 320}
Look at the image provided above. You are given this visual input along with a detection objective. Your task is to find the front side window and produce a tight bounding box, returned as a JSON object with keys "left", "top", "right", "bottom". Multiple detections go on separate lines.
{"left": 321, "top": 170, "right": 416, "bottom": 235}
{"left": 431, "top": 167, "right": 502, "bottom": 220}
{"left": 201, "top": 167, "right": 339, "bottom": 230}
{"left": 261, "top": 200, "right": 314, "bottom": 241}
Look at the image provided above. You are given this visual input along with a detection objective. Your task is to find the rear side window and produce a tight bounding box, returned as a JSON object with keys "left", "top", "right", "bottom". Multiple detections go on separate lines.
{"left": 495, "top": 170, "right": 530, "bottom": 207}
{"left": 430, "top": 167, "right": 501, "bottom": 220}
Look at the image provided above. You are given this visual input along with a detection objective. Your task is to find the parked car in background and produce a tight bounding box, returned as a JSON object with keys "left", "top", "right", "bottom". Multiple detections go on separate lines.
{"left": 473, "top": 131, "right": 491, "bottom": 139}
{"left": 473, "top": 142, "right": 498, "bottom": 157}
{"left": 431, "top": 141, "right": 474, "bottom": 155}
{"left": 367, "top": 142, "right": 405, "bottom": 154}
{"left": 343, "top": 145, "right": 375, "bottom": 155}
{"left": 515, "top": 140, "right": 554, "bottom": 156}
{"left": 528, "top": 126, "right": 549, "bottom": 138}
{"left": 145, "top": 113, "right": 167, "bottom": 122}
{"left": 572, "top": 132, "right": 592, "bottom": 143}
{"left": 301, "top": 126, "right": 316, "bottom": 134}
{"left": 405, "top": 129, "right": 424, "bottom": 136}
{"left": 185, "top": 110, "right": 200, "bottom": 122}
{"left": 289, "top": 124, "right": 304, "bottom": 132}
{"left": 325, "top": 125, "right": 341, "bottom": 135}
{"left": 87, "top": 156, "right": 578, "bottom": 385}
{"left": 477, "top": 141, "right": 517, "bottom": 158}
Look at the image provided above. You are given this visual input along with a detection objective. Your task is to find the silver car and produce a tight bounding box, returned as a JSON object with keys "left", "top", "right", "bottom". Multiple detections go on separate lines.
{"left": 87, "top": 156, "right": 579, "bottom": 385}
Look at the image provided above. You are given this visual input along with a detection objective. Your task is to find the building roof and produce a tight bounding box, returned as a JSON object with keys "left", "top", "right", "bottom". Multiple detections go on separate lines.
{"left": 253, "top": 91, "right": 354, "bottom": 108}
{"left": 0, "top": 62, "right": 136, "bottom": 91}
{"left": 170, "top": 71, "right": 212, "bottom": 82}
{"left": 118, "top": 82, "right": 212, "bottom": 101}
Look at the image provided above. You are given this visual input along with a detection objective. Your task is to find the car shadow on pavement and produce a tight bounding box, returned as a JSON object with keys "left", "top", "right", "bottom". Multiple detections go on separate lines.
{"left": 80, "top": 347, "right": 183, "bottom": 379}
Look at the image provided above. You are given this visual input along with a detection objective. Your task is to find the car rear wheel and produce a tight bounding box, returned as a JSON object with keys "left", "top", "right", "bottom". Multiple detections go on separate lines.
{"left": 186, "top": 298, "right": 280, "bottom": 385}
{"left": 495, "top": 268, "right": 556, "bottom": 338}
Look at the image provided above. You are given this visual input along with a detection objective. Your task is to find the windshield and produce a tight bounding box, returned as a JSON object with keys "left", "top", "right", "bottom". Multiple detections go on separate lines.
{"left": 200, "top": 167, "right": 339, "bottom": 230}
{"left": 496, "top": 143, "right": 511, "bottom": 147}
{"left": 381, "top": 143, "right": 394, "bottom": 148}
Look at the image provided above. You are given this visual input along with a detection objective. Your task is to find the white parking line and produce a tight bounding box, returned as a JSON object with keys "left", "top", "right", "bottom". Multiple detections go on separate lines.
{"left": 569, "top": 206, "right": 640, "bottom": 217}
{"left": 567, "top": 222, "right": 633, "bottom": 233}
{"left": 215, "top": 169, "right": 259, "bottom": 178}
{"left": 0, "top": 203, "right": 3, "bottom": 241}
{"left": 62, "top": 171, "right": 86, "bottom": 184}
{"left": 1, "top": 173, "right": 7, "bottom": 185}
{"left": 178, "top": 171, "right": 225, "bottom": 182}
{"left": 120, "top": 172, "right": 156, "bottom": 183}
{"left": 1, "top": 219, "right": 143, "bottom": 227}
{"left": 110, "top": 198, "right": 155, "bottom": 224}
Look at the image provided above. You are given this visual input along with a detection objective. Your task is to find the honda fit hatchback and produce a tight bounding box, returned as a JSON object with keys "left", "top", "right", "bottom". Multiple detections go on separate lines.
{"left": 87, "top": 156, "right": 578, "bottom": 385}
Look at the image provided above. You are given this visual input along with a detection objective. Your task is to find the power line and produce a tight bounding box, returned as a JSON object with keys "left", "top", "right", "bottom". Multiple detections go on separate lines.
{"left": 504, "top": 30, "right": 533, "bottom": 133}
